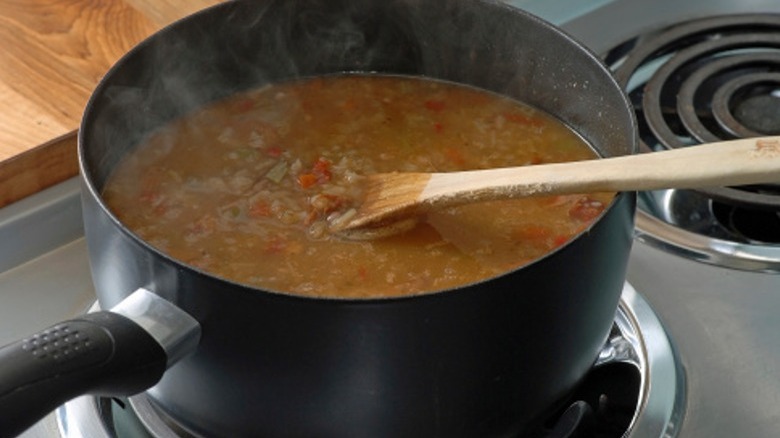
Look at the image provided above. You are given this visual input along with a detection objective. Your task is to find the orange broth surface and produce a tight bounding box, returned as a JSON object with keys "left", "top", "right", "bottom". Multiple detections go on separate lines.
{"left": 103, "top": 75, "right": 613, "bottom": 298}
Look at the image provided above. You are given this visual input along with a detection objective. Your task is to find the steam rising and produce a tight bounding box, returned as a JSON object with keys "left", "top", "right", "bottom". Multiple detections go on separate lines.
{"left": 83, "top": 0, "right": 633, "bottom": 187}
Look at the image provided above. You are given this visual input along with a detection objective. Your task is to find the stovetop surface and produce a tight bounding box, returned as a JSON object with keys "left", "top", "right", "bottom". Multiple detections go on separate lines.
{"left": 4, "top": 0, "right": 780, "bottom": 437}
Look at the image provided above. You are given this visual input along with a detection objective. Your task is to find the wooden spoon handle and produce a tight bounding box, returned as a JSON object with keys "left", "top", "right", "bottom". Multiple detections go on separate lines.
{"left": 422, "top": 136, "right": 780, "bottom": 203}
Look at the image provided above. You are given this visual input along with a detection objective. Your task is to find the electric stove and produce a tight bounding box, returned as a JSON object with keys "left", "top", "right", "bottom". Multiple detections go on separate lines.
{"left": 3, "top": 0, "right": 780, "bottom": 436}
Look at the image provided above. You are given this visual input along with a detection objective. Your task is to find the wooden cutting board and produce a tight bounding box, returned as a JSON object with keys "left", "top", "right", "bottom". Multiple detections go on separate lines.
{"left": 0, "top": 0, "right": 220, "bottom": 208}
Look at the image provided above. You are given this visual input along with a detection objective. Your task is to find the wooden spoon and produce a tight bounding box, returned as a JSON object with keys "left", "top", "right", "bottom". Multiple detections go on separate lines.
{"left": 332, "top": 136, "right": 780, "bottom": 239}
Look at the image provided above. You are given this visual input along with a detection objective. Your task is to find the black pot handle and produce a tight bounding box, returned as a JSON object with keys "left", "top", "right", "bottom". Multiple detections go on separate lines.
{"left": 0, "top": 288, "right": 200, "bottom": 437}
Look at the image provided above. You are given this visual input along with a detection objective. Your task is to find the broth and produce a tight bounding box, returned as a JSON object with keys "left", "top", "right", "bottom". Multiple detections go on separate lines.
{"left": 103, "top": 75, "right": 613, "bottom": 298}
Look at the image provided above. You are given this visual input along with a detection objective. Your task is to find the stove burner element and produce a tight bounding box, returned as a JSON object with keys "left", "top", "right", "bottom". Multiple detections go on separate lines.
{"left": 606, "top": 14, "right": 780, "bottom": 209}
{"left": 713, "top": 73, "right": 780, "bottom": 136}
{"left": 538, "top": 362, "right": 641, "bottom": 438}
{"left": 606, "top": 13, "right": 780, "bottom": 268}
{"left": 712, "top": 199, "right": 780, "bottom": 243}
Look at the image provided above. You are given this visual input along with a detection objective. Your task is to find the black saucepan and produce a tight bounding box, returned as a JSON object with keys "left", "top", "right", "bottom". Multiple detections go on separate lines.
{"left": 0, "top": 0, "right": 637, "bottom": 436}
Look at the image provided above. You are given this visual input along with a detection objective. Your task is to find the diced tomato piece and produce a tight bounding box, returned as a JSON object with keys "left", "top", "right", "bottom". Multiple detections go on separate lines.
{"left": 569, "top": 197, "right": 606, "bottom": 222}
{"left": 304, "top": 210, "right": 319, "bottom": 225}
{"left": 298, "top": 173, "right": 318, "bottom": 189}
{"left": 357, "top": 266, "right": 368, "bottom": 281}
{"left": 553, "top": 235, "right": 569, "bottom": 248}
{"left": 424, "top": 99, "right": 446, "bottom": 112}
{"left": 298, "top": 158, "right": 332, "bottom": 189}
{"left": 248, "top": 201, "right": 272, "bottom": 218}
{"left": 433, "top": 122, "right": 444, "bottom": 133}
{"left": 311, "top": 157, "right": 332, "bottom": 182}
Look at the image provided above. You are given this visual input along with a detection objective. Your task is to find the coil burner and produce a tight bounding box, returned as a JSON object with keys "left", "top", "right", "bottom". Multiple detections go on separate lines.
{"left": 605, "top": 14, "right": 780, "bottom": 266}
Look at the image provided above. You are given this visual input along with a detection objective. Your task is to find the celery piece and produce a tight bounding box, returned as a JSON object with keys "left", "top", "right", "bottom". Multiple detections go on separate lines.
{"left": 265, "top": 160, "right": 288, "bottom": 183}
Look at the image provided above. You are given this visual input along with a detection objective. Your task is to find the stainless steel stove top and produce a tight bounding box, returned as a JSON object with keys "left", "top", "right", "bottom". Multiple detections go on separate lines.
{"left": 4, "top": 0, "right": 780, "bottom": 437}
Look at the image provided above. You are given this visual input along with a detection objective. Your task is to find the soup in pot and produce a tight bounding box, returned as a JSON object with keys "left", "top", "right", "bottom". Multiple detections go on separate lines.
{"left": 103, "top": 75, "right": 613, "bottom": 298}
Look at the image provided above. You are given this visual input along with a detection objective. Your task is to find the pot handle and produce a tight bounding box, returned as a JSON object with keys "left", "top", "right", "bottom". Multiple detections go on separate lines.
{"left": 0, "top": 288, "right": 200, "bottom": 437}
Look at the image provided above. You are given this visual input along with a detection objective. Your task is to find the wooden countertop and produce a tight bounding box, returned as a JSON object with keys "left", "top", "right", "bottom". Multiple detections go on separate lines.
{"left": 0, "top": 0, "right": 220, "bottom": 208}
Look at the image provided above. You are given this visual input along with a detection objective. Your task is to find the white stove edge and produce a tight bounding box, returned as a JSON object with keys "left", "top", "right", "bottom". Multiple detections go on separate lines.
{"left": 0, "top": 178, "right": 94, "bottom": 437}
